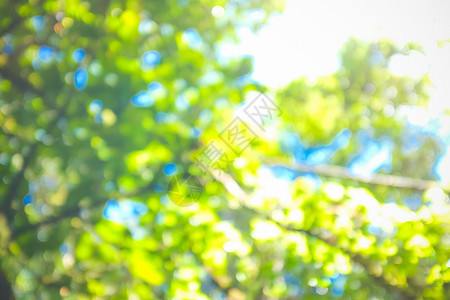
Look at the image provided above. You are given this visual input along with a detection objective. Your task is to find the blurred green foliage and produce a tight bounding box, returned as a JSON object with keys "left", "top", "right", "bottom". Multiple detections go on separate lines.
{"left": 0, "top": 0, "right": 449, "bottom": 299}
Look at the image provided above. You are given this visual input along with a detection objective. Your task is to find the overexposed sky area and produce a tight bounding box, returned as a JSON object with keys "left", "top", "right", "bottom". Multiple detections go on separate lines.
{"left": 236, "top": 0, "right": 450, "bottom": 92}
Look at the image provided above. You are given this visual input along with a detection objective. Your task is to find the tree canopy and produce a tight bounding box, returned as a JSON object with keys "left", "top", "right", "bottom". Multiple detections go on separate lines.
{"left": 0, "top": 0, "right": 449, "bottom": 299}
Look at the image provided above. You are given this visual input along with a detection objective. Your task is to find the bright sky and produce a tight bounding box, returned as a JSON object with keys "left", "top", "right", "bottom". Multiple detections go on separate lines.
{"left": 238, "top": 0, "right": 450, "bottom": 93}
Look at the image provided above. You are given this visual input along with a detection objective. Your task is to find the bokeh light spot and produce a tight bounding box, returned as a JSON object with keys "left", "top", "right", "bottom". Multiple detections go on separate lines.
{"left": 38, "top": 46, "right": 56, "bottom": 62}
{"left": 89, "top": 100, "right": 103, "bottom": 115}
{"left": 163, "top": 163, "right": 178, "bottom": 176}
{"left": 74, "top": 68, "right": 88, "bottom": 90}
{"left": 31, "top": 16, "right": 45, "bottom": 31}
{"left": 142, "top": 51, "right": 161, "bottom": 68}
{"left": 211, "top": 5, "right": 225, "bottom": 18}
{"left": 131, "top": 91, "right": 154, "bottom": 107}
{"left": 73, "top": 48, "right": 86, "bottom": 62}
{"left": 23, "top": 194, "right": 33, "bottom": 205}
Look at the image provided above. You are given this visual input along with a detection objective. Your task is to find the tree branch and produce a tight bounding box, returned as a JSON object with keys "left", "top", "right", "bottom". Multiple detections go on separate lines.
{"left": 1, "top": 88, "right": 73, "bottom": 223}
{"left": 0, "top": 0, "right": 46, "bottom": 38}
{"left": 11, "top": 181, "right": 156, "bottom": 238}
{"left": 10, "top": 201, "right": 94, "bottom": 239}
{"left": 0, "top": 143, "right": 38, "bottom": 220}
{"left": 209, "top": 169, "right": 418, "bottom": 300}
{"left": 0, "top": 0, "right": 22, "bottom": 39}
{"left": 264, "top": 158, "right": 448, "bottom": 192}
{"left": 0, "top": 67, "right": 43, "bottom": 96}
{"left": 190, "top": 250, "right": 232, "bottom": 296}
{"left": 0, "top": 17, "right": 22, "bottom": 39}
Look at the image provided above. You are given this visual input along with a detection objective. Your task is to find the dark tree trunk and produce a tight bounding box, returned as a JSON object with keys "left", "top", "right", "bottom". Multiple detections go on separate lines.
{"left": 0, "top": 269, "right": 14, "bottom": 300}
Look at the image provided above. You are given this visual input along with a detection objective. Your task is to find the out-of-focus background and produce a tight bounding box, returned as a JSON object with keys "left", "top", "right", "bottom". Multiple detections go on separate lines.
{"left": 0, "top": 0, "right": 449, "bottom": 299}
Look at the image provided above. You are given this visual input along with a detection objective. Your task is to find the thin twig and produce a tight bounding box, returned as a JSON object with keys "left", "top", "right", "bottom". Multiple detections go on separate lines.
{"left": 265, "top": 158, "right": 448, "bottom": 192}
